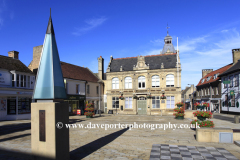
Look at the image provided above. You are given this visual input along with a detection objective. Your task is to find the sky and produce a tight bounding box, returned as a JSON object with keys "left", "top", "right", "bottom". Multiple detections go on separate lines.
{"left": 0, "top": 0, "right": 240, "bottom": 90}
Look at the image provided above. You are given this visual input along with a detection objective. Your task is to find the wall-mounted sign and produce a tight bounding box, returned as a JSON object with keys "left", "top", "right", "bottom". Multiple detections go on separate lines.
{"left": 0, "top": 71, "right": 11, "bottom": 86}
{"left": 223, "top": 81, "right": 230, "bottom": 84}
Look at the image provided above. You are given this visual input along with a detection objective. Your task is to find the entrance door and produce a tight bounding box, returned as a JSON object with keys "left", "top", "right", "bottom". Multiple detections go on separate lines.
{"left": 137, "top": 97, "right": 147, "bottom": 115}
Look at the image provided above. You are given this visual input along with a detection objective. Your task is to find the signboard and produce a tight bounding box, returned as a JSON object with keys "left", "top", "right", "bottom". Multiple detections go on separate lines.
{"left": 223, "top": 81, "right": 230, "bottom": 84}
{"left": 230, "top": 90, "right": 234, "bottom": 96}
{"left": 0, "top": 71, "right": 11, "bottom": 86}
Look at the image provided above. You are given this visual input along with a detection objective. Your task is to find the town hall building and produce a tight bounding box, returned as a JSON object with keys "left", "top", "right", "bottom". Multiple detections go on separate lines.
{"left": 98, "top": 31, "right": 182, "bottom": 115}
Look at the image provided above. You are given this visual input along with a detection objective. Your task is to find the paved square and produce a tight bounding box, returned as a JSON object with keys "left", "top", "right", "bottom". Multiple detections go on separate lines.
{"left": 150, "top": 144, "right": 238, "bottom": 160}
{"left": 0, "top": 114, "right": 240, "bottom": 160}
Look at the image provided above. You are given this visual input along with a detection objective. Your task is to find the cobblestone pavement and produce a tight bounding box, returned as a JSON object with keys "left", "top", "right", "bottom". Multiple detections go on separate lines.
{"left": 0, "top": 114, "right": 240, "bottom": 160}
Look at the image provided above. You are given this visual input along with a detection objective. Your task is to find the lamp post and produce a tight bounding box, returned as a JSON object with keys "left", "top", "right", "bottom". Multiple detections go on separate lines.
{"left": 188, "top": 84, "right": 195, "bottom": 110}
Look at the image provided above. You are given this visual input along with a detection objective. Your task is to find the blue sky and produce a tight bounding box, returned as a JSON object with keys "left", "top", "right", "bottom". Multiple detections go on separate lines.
{"left": 0, "top": 0, "right": 240, "bottom": 90}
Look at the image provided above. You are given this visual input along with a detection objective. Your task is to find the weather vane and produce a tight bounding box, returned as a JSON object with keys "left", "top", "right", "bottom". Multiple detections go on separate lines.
{"left": 166, "top": 23, "right": 170, "bottom": 35}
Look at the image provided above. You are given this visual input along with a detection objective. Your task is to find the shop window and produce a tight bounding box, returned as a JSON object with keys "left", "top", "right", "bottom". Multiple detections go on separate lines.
{"left": 125, "top": 97, "right": 132, "bottom": 109}
{"left": 18, "top": 98, "right": 31, "bottom": 114}
{"left": 231, "top": 95, "right": 235, "bottom": 107}
{"left": 112, "top": 97, "right": 119, "bottom": 108}
{"left": 7, "top": 99, "right": 16, "bottom": 115}
{"left": 225, "top": 95, "right": 228, "bottom": 106}
{"left": 152, "top": 96, "right": 160, "bottom": 108}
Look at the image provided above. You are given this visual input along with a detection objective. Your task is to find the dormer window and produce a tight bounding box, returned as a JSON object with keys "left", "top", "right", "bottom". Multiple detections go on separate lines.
{"left": 207, "top": 76, "right": 211, "bottom": 81}
{"left": 213, "top": 73, "right": 219, "bottom": 79}
{"left": 201, "top": 79, "right": 205, "bottom": 83}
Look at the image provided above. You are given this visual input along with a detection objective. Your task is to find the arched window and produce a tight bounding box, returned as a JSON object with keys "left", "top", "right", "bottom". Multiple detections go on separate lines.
{"left": 112, "top": 77, "right": 119, "bottom": 89}
{"left": 166, "top": 74, "right": 174, "bottom": 87}
{"left": 152, "top": 75, "right": 160, "bottom": 87}
{"left": 125, "top": 77, "right": 132, "bottom": 89}
{"left": 138, "top": 76, "right": 145, "bottom": 89}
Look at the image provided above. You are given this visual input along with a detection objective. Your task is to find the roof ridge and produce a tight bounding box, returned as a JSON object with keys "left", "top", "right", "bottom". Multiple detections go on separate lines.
{"left": 113, "top": 53, "right": 177, "bottom": 60}
{"left": 61, "top": 61, "right": 86, "bottom": 69}
{"left": 202, "top": 63, "right": 233, "bottom": 79}
{"left": 0, "top": 55, "right": 21, "bottom": 60}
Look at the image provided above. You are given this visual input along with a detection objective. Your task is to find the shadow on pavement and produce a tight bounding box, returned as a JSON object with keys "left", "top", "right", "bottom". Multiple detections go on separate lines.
{"left": 0, "top": 147, "right": 54, "bottom": 160}
{"left": 0, "top": 123, "right": 31, "bottom": 136}
{"left": 69, "top": 119, "right": 85, "bottom": 124}
{"left": 0, "top": 133, "right": 31, "bottom": 143}
{"left": 70, "top": 127, "right": 129, "bottom": 160}
{"left": 213, "top": 115, "right": 235, "bottom": 123}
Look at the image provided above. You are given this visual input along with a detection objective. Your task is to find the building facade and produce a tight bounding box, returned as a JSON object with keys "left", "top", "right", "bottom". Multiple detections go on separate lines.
{"left": 196, "top": 65, "right": 232, "bottom": 113}
{"left": 0, "top": 51, "right": 35, "bottom": 121}
{"left": 181, "top": 85, "right": 195, "bottom": 110}
{"left": 100, "top": 33, "right": 182, "bottom": 115}
{"left": 219, "top": 49, "right": 240, "bottom": 114}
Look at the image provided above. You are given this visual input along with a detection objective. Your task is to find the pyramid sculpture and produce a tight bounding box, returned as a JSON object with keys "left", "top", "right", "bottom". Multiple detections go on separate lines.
{"left": 33, "top": 12, "right": 67, "bottom": 100}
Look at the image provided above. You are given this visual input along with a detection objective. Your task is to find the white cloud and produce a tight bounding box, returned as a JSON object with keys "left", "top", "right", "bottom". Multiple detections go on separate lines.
{"left": 179, "top": 28, "right": 240, "bottom": 89}
{"left": 221, "top": 30, "right": 228, "bottom": 33}
{"left": 72, "top": 16, "right": 107, "bottom": 36}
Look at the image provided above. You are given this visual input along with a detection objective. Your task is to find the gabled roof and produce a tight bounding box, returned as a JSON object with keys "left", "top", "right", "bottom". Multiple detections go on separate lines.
{"left": 61, "top": 62, "right": 100, "bottom": 83}
{"left": 219, "top": 60, "right": 240, "bottom": 77}
{"left": 0, "top": 55, "right": 33, "bottom": 74}
{"left": 109, "top": 53, "right": 177, "bottom": 72}
{"left": 196, "top": 64, "right": 233, "bottom": 87}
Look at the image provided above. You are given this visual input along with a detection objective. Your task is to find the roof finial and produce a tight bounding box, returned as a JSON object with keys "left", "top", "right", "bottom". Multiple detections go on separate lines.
{"left": 50, "top": 8, "right": 51, "bottom": 18}
{"left": 166, "top": 23, "right": 170, "bottom": 36}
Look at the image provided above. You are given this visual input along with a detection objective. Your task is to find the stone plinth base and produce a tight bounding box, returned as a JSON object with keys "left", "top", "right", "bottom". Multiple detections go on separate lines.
{"left": 31, "top": 102, "right": 69, "bottom": 160}
{"left": 196, "top": 128, "right": 233, "bottom": 143}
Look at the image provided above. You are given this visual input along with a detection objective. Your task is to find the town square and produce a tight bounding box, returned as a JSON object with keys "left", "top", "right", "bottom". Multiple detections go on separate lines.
{"left": 0, "top": 0, "right": 240, "bottom": 160}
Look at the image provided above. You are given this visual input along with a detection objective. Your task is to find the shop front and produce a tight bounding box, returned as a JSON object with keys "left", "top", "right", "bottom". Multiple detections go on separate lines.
{"left": 65, "top": 95, "right": 85, "bottom": 115}
{"left": 0, "top": 90, "right": 32, "bottom": 121}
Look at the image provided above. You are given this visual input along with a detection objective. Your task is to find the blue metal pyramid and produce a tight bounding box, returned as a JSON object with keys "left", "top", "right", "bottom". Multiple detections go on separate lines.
{"left": 33, "top": 12, "right": 67, "bottom": 100}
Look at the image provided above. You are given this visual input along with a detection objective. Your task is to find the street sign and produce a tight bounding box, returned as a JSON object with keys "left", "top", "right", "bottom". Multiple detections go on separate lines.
{"left": 223, "top": 81, "right": 230, "bottom": 84}
{"left": 230, "top": 90, "right": 234, "bottom": 96}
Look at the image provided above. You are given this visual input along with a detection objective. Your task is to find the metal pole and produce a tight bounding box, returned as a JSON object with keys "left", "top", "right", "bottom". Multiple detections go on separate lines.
{"left": 99, "top": 83, "right": 101, "bottom": 116}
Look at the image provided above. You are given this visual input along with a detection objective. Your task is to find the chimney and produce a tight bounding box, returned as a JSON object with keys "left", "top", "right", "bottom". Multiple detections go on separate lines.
{"left": 232, "top": 48, "right": 240, "bottom": 64}
{"left": 98, "top": 56, "right": 104, "bottom": 80}
{"left": 8, "top": 51, "right": 19, "bottom": 59}
{"left": 202, "top": 69, "right": 213, "bottom": 78}
{"left": 28, "top": 45, "right": 43, "bottom": 71}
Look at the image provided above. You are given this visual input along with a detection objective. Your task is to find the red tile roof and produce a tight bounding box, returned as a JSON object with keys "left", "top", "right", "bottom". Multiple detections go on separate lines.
{"left": 113, "top": 53, "right": 177, "bottom": 60}
{"left": 196, "top": 64, "right": 233, "bottom": 87}
{"left": 61, "top": 62, "right": 100, "bottom": 83}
